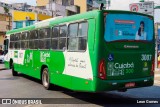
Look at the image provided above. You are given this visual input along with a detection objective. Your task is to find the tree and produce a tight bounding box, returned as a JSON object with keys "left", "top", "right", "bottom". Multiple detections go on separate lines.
{"left": 3, "top": 7, "right": 9, "bottom": 13}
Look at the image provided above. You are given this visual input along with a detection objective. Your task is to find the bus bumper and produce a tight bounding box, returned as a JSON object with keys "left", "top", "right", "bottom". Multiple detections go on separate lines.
{"left": 94, "top": 76, "right": 154, "bottom": 92}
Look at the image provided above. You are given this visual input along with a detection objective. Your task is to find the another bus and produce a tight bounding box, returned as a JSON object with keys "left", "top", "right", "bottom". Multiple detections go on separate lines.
{"left": 4, "top": 10, "right": 155, "bottom": 92}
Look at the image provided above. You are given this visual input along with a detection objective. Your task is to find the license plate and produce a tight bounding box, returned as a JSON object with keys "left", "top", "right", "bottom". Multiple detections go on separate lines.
{"left": 125, "top": 82, "right": 135, "bottom": 88}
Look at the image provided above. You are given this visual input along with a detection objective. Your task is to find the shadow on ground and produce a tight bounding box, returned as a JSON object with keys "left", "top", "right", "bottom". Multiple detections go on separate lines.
{"left": 16, "top": 73, "right": 160, "bottom": 107}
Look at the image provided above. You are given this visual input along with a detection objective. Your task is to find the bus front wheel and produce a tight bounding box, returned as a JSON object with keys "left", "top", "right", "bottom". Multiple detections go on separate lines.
{"left": 42, "top": 68, "right": 51, "bottom": 90}
{"left": 12, "top": 63, "right": 18, "bottom": 76}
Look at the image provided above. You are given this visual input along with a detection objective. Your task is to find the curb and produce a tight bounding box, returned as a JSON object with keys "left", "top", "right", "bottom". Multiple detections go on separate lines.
{"left": 0, "top": 68, "right": 6, "bottom": 71}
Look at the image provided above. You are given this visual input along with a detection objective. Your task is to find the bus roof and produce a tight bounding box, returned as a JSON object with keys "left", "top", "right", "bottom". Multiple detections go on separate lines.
{"left": 6, "top": 10, "right": 153, "bottom": 35}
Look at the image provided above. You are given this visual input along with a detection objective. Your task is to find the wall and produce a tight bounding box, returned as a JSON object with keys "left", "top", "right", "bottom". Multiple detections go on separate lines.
{"left": 37, "top": 13, "right": 52, "bottom": 20}
{"left": 0, "top": 7, "right": 5, "bottom": 14}
{"left": 0, "top": 21, "right": 8, "bottom": 32}
{"left": 0, "top": 6, "right": 11, "bottom": 46}
{"left": 0, "top": 14, "right": 10, "bottom": 32}
{"left": 13, "top": 11, "right": 36, "bottom": 21}
{"left": 46, "top": 2, "right": 66, "bottom": 16}
{"left": 0, "top": 35, "right": 4, "bottom": 46}
{"left": 74, "top": 0, "right": 87, "bottom": 13}
{"left": 13, "top": 10, "right": 52, "bottom": 29}
{"left": 36, "top": 0, "right": 49, "bottom": 6}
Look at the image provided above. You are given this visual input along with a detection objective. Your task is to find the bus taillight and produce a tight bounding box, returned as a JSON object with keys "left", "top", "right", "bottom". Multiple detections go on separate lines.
{"left": 151, "top": 58, "right": 154, "bottom": 76}
{"left": 104, "top": 12, "right": 108, "bottom": 16}
{"left": 98, "top": 59, "right": 106, "bottom": 80}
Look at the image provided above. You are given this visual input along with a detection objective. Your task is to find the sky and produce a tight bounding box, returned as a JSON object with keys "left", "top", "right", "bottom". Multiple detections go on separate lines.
{"left": 0, "top": 0, "right": 160, "bottom": 22}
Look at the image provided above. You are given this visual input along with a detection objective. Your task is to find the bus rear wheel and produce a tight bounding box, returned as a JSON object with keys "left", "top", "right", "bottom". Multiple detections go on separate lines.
{"left": 42, "top": 68, "right": 51, "bottom": 90}
{"left": 12, "top": 63, "right": 18, "bottom": 76}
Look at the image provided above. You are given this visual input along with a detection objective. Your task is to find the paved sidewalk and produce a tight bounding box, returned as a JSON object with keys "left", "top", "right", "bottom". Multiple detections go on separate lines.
{"left": 154, "top": 70, "right": 160, "bottom": 86}
{"left": 0, "top": 64, "right": 6, "bottom": 70}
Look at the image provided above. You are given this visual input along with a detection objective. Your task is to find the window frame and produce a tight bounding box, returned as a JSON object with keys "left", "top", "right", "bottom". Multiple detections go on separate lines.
{"left": 51, "top": 24, "right": 67, "bottom": 51}
{"left": 9, "top": 33, "right": 21, "bottom": 50}
{"left": 20, "top": 31, "right": 29, "bottom": 50}
{"left": 38, "top": 27, "right": 51, "bottom": 50}
{"left": 29, "top": 30, "right": 39, "bottom": 50}
{"left": 59, "top": 25, "right": 67, "bottom": 51}
{"left": 9, "top": 34, "right": 15, "bottom": 50}
{"left": 67, "top": 21, "right": 88, "bottom": 52}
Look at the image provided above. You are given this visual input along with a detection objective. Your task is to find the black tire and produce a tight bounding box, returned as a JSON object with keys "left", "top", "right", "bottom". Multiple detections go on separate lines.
{"left": 12, "top": 63, "right": 18, "bottom": 76}
{"left": 42, "top": 68, "right": 51, "bottom": 90}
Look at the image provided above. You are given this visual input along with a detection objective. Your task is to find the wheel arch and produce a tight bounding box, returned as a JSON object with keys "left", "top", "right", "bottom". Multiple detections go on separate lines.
{"left": 40, "top": 64, "right": 49, "bottom": 80}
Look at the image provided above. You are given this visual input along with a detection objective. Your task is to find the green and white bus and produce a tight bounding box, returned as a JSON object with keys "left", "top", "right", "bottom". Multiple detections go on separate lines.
{"left": 4, "top": 10, "right": 155, "bottom": 92}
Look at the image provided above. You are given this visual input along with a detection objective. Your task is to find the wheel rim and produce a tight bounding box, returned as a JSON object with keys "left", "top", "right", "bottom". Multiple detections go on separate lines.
{"left": 42, "top": 70, "right": 49, "bottom": 87}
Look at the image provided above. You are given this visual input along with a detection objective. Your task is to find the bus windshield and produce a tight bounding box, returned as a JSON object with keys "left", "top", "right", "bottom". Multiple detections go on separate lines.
{"left": 104, "top": 13, "right": 153, "bottom": 42}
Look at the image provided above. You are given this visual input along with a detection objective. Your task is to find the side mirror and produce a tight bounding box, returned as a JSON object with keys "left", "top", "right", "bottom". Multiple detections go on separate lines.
{"left": 4, "top": 40, "right": 6, "bottom": 45}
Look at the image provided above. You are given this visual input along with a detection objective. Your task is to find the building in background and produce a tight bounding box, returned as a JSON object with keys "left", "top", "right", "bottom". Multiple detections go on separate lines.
{"left": 66, "top": 0, "right": 93, "bottom": 16}
{"left": 0, "top": 1, "right": 52, "bottom": 46}
{"left": 36, "top": 0, "right": 74, "bottom": 6}
{"left": 12, "top": 11, "right": 35, "bottom": 29}
{"left": 0, "top": 6, "right": 12, "bottom": 47}
{"left": 0, "top": 1, "right": 52, "bottom": 30}
{"left": 36, "top": 0, "right": 49, "bottom": 6}
{"left": 74, "top": 0, "right": 93, "bottom": 13}
{"left": 155, "top": 23, "right": 160, "bottom": 51}
{"left": 12, "top": 10, "right": 52, "bottom": 29}
{"left": 37, "top": 0, "right": 93, "bottom": 16}
{"left": 46, "top": 1, "right": 67, "bottom": 16}
{"left": 46, "top": 0, "right": 77, "bottom": 16}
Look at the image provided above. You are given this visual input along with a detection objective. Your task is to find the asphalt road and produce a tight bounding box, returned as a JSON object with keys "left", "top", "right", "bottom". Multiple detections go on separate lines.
{"left": 0, "top": 69, "right": 160, "bottom": 107}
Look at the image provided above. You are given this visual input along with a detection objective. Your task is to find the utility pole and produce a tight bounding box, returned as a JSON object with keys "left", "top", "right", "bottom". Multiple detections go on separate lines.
{"left": 139, "top": 0, "right": 160, "bottom": 70}
{"left": 49, "top": 0, "right": 54, "bottom": 17}
{"left": 8, "top": 13, "right": 11, "bottom": 30}
{"left": 106, "top": 0, "right": 110, "bottom": 10}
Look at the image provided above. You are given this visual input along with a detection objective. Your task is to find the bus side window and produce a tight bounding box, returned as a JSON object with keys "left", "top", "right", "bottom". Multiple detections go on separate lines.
{"left": 59, "top": 25, "right": 67, "bottom": 50}
{"left": 78, "top": 22, "right": 88, "bottom": 50}
{"left": 10, "top": 34, "right": 15, "bottom": 49}
{"left": 45, "top": 39, "right": 51, "bottom": 49}
{"left": 39, "top": 28, "right": 50, "bottom": 49}
{"left": 68, "top": 22, "right": 88, "bottom": 51}
{"left": 30, "top": 30, "right": 38, "bottom": 49}
{"left": 51, "top": 39, "right": 58, "bottom": 49}
{"left": 15, "top": 42, "right": 20, "bottom": 49}
{"left": 45, "top": 28, "right": 51, "bottom": 49}
{"left": 21, "top": 32, "right": 29, "bottom": 49}
{"left": 45, "top": 28, "right": 50, "bottom": 38}
{"left": 51, "top": 27, "right": 59, "bottom": 50}
{"left": 34, "top": 40, "right": 39, "bottom": 49}
{"left": 10, "top": 34, "right": 15, "bottom": 41}
{"left": 68, "top": 23, "right": 78, "bottom": 51}
{"left": 10, "top": 42, "right": 14, "bottom": 49}
{"left": 14, "top": 33, "right": 21, "bottom": 50}
{"left": 29, "top": 40, "right": 34, "bottom": 49}
{"left": 52, "top": 27, "right": 59, "bottom": 38}
{"left": 21, "top": 41, "right": 28, "bottom": 49}
{"left": 39, "top": 29, "right": 45, "bottom": 39}
{"left": 39, "top": 40, "right": 45, "bottom": 49}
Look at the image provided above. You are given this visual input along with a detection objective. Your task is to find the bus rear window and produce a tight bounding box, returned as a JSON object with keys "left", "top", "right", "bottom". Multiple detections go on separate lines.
{"left": 104, "top": 14, "right": 153, "bottom": 42}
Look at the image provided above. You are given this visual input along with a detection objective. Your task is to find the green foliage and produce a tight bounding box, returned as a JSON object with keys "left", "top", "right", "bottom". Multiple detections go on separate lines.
{"left": 3, "top": 7, "right": 9, "bottom": 13}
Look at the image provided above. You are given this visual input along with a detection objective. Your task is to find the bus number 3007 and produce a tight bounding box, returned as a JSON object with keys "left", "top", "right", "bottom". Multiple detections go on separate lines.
{"left": 141, "top": 54, "right": 152, "bottom": 61}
